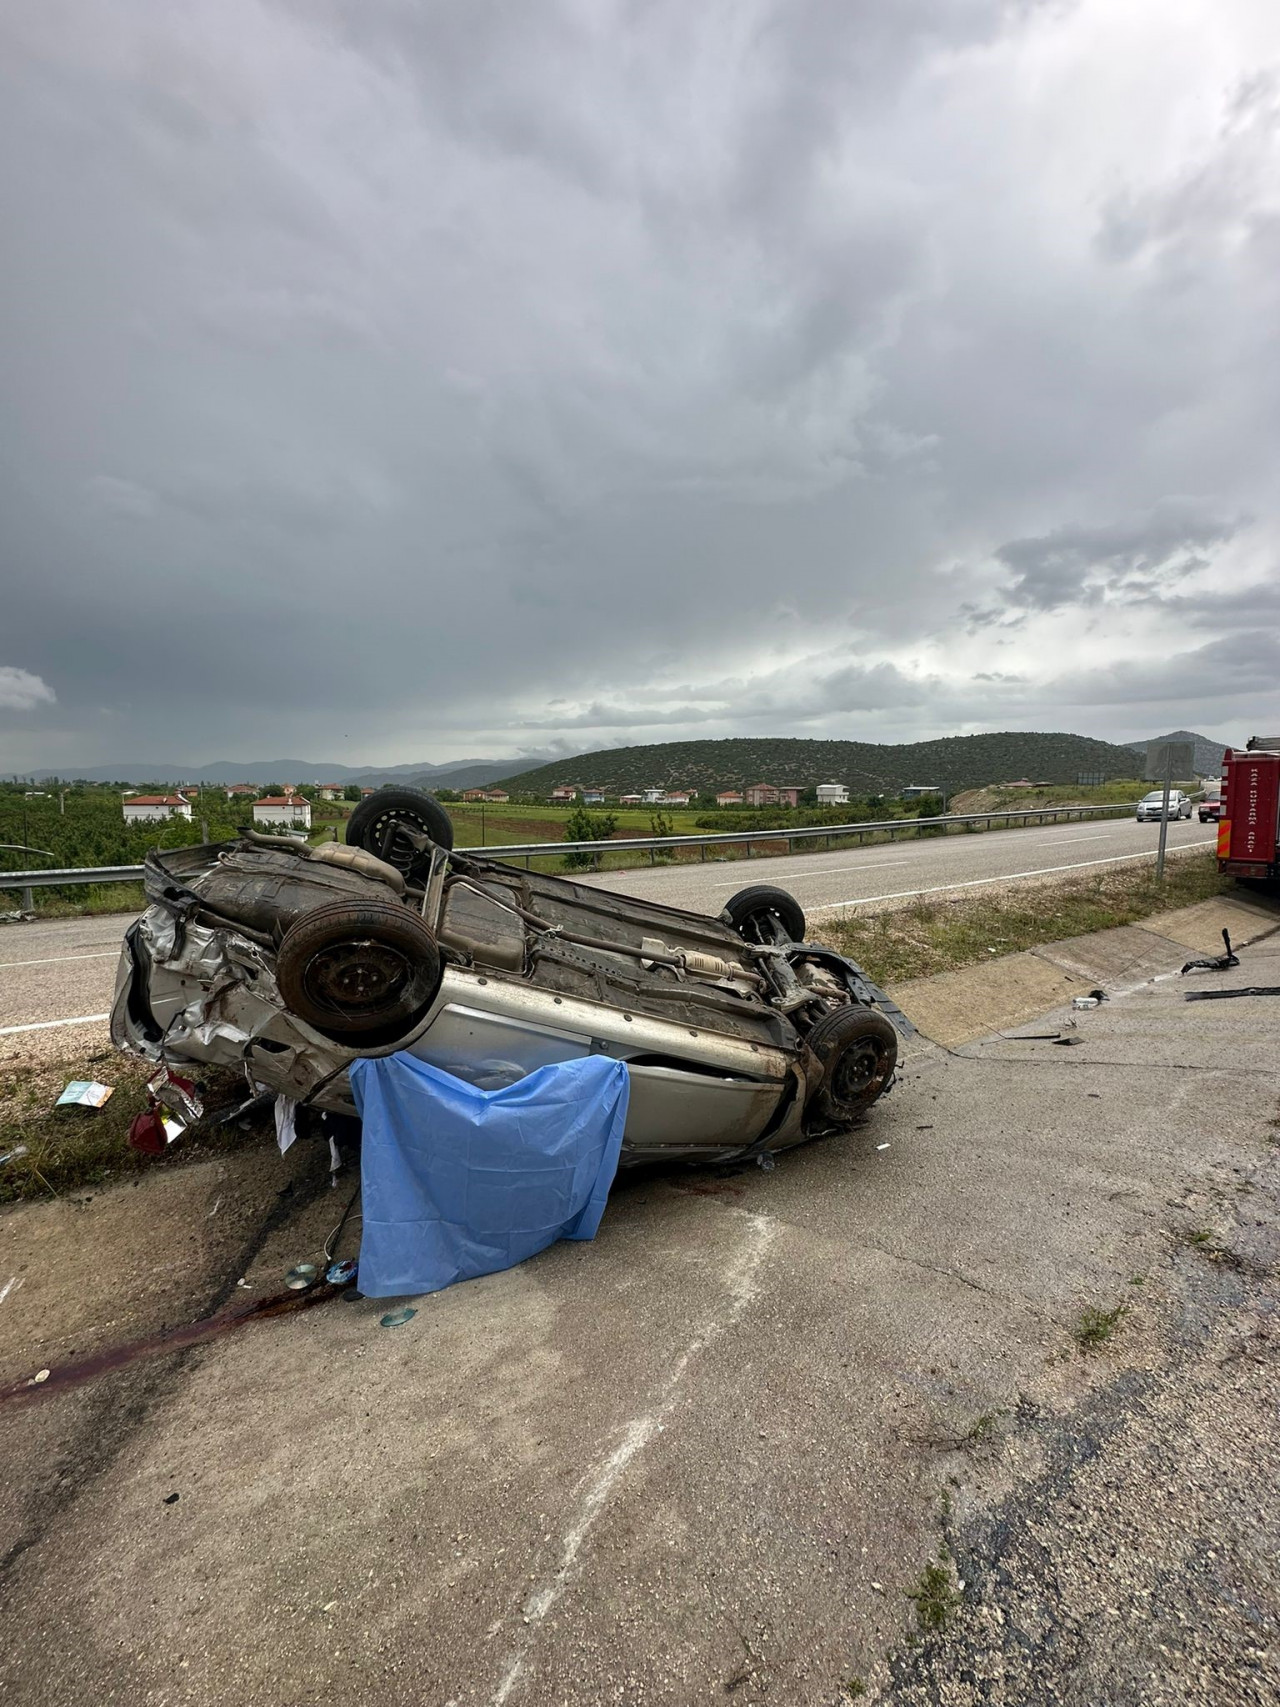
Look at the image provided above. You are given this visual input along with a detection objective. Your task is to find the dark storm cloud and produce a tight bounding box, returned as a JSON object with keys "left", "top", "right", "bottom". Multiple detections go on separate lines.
{"left": 1, "top": 0, "right": 1277, "bottom": 770}
{"left": 993, "top": 505, "right": 1242, "bottom": 612}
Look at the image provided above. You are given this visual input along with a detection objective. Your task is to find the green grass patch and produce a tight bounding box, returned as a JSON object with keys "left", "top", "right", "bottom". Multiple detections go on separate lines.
{"left": 1072, "top": 1303, "right": 1128, "bottom": 1349}
{"left": 907, "top": 1552, "right": 963, "bottom": 1634}
{"left": 815, "top": 850, "right": 1233, "bottom": 986}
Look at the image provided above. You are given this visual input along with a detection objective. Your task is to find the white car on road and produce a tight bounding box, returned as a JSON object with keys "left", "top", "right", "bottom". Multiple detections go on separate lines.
{"left": 1136, "top": 789, "right": 1193, "bottom": 822}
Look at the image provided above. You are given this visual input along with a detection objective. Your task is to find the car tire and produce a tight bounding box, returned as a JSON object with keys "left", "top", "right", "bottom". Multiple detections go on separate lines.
{"left": 345, "top": 786, "right": 454, "bottom": 878}
{"left": 276, "top": 898, "right": 443, "bottom": 1043}
{"left": 805, "top": 1005, "right": 898, "bottom": 1126}
{"left": 720, "top": 884, "right": 807, "bottom": 943}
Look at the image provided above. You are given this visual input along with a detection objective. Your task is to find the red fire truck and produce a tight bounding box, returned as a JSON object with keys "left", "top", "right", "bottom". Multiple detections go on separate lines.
{"left": 1217, "top": 737, "right": 1280, "bottom": 881}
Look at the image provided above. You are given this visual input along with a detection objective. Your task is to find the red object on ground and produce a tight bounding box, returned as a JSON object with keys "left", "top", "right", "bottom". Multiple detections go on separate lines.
{"left": 1219, "top": 745, "right": 1280, "bottom": 880}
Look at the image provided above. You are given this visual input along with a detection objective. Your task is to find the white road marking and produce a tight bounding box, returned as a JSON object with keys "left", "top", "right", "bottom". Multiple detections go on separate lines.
{"left": 1034, "top": 834, "right": 1110, "bottom": 846}
{"left": 807, "top": 840, "right": 1217, "bottom": 915}
{"left": 0, "top": 951, "right": 118, "bottom": 969}
{"left": 0, "top": 1012, "right": 111, "bottom": 1036}
{"left": 490, "top": 1210, "right": 777, "bottom": 1706}
{"left": 711, "top": 860, "right": 908, "bottom": 886}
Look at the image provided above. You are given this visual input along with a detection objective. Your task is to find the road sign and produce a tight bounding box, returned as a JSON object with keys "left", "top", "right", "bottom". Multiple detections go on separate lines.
{"left": 1077, "top": 771, "right": 1105, "bottom": 787}
{"left": 1144, "top": 740, "right": 1195, "bottom": 782}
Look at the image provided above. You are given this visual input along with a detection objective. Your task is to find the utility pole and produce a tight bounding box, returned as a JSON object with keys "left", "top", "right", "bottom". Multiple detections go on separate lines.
{"left": 1155, "top": 744, "right": 1174, "bottom": 882}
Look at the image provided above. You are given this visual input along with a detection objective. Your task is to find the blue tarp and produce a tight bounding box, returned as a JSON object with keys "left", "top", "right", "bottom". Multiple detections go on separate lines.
{"left": 348, "top": 1052, "right": 630, "bottom": 1299}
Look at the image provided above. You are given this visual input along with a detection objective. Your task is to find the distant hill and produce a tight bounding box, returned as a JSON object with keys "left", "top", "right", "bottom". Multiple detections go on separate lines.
{"left": 28, "top": 753, "right": 565, "bottom": 790}
{"left": 1124, "top": 730, "right": 1233, "bottom": 778}
{"left": 494, "top": 732, "right": 1146, "bottom": 797}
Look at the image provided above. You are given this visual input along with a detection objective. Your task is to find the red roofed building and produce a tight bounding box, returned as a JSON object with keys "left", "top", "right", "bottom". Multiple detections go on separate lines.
{"left": 122, "top": 794, "right": 193, "bottom": 823}
{"left": 252, "top": 794, "right": 312, "bottom": 829}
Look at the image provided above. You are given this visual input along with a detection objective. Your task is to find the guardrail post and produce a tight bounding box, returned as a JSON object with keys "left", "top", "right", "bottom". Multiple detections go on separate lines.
{"left": 21, "top": 886, "right": 34, "bottom": 913}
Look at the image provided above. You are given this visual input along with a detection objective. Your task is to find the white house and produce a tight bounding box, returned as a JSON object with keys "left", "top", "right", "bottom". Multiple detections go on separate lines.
{"left": 581, "top": 790, "right": 606, "bottom": 805}
{"left": 641, "top": 787, "right": 665, "bottom": 804}
{"left": 123, "top": 794, "right": 193, "bottom": 824}
{"left": 816, "top": 782, "right": 849, "bottom": 805}
{"left": 252, "top": 795, "right": 312, "bottom": 830}
{"left": 317, "top": 785, "right": 345, "bottom": 801}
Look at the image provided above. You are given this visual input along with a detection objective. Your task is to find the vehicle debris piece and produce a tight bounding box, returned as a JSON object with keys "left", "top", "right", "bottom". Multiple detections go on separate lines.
{"left": 1185, "top": 986, "right": 1280, "bottom": 1002}
{"left": 274, "top": 1095, "right": 299, "bottom": 1155}
{"left": 379, "top": 1307, "right": 418, "bottom": 1328}
{"left": 55, "top": 1080, "right": 114, "bottom": 1111}
{"left": 111, "top": 791, "right": 908, "bottom": 1171}
{"left": 1180, "top": 929, "right": 1240, "bottom": 974}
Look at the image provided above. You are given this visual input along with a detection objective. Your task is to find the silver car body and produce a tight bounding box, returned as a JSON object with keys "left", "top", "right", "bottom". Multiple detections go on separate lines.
{"left": 112, "top": 841, "right": 909, "bottom": 1166}
{"left": 1136, "top": 789, "right": 1192, "bottom": 821}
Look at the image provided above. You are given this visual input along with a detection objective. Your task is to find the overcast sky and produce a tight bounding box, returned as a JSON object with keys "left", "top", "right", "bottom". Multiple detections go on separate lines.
{"left": 3, "top": 0, "right": 1278, "bottom": 770}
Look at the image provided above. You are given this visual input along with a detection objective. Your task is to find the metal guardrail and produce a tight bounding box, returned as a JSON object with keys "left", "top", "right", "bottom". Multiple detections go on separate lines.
{"left": 0, "top": 803, "right": 1142, "bottom": 906}
{"left": 474, "top": 802, "right": 1141, "bottom": 864}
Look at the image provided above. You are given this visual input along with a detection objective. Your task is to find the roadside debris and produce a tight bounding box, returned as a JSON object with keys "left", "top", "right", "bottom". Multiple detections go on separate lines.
{"left": 379, "top": 1307, "right": 418, "bottom": 1328}
{"left": 285, "top": 1263, "right": 318, "bottom": 1291}
{"left": 274, "top": 1095, "right": 300, "bottom": 1155}
{"left": 0, "top": 1144, "right": 30, "bottom": 1167}
{"left": 128, "top": 1067, "right": 205, "bottom": 1156}
{"left": 1181, "top": 929, "right": 1239, "bottom": 975}
{"left": 1185, "top": 986, "right": 1280, "bottom": 1003}
{"left": 55, "top": 1080, "right": 114, "bottom": 1112}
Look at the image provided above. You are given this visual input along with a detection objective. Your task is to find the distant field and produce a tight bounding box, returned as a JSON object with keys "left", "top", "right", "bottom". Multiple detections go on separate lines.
{"left": 949, "top": 779, "right": 1150, "bottom": 813}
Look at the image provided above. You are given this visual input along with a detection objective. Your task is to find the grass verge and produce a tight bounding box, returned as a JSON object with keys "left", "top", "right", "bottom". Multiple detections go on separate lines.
{"left": 0, "top": 1050, "right": 269, "bottom": 1203}
{"left": 814, "top": 850, "right": 1235, "bottom": 986}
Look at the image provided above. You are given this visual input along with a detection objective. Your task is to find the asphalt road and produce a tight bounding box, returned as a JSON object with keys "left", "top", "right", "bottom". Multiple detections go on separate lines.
{"left": 2, "top": 896, "right": 1277, "bottom": 1705}
{"left": 0, "top": 817, "right": 1213, "bottom": 1045}
{"left": 582, "top": 811, "right": 1215, "bottom": 913}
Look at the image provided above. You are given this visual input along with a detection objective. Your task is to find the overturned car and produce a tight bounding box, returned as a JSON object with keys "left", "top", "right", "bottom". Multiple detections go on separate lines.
{"left": 112, "top": 788, "right": 910, "bottom": 1165}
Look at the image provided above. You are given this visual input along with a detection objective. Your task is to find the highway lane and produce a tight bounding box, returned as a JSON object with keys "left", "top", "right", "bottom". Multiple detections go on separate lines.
{"left": 577, "top": 812, "right": 1216, "bottom": 913}
{"left": 0, "top": 816, "right": 1214, "bottom": 1045}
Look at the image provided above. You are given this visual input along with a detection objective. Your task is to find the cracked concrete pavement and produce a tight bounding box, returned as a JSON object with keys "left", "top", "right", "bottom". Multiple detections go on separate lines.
{"left": 0, "top": 895, "right": 1277, "bottom": 1705}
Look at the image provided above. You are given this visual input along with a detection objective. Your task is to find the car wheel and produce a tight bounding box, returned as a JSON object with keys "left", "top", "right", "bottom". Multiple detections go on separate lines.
{"left": 805, "top": 1005, "right": 898, "bottom": 1126}
{"left": 720, "top": 884, "right": 807, "bottom": 943}
{"left": 345, "top": 786, "right": 454, "bottom": 879}
{"left": 276, "top": 898, "right": 443, "bottom": 1043}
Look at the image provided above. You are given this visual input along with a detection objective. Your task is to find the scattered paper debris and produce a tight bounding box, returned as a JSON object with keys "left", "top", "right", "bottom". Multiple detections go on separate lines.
{"left": 56, "top": 1080, "right": 113, "bottom": 1111}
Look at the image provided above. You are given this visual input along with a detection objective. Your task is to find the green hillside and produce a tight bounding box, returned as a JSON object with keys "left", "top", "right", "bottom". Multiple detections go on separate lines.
{"left": 494, "top": 732, "right": 1144, "bottom": 797}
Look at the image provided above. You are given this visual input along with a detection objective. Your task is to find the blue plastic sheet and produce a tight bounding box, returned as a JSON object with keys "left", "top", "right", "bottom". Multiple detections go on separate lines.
{"left": 348, "top": 1053, "right": 629, "bottom": 1299}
